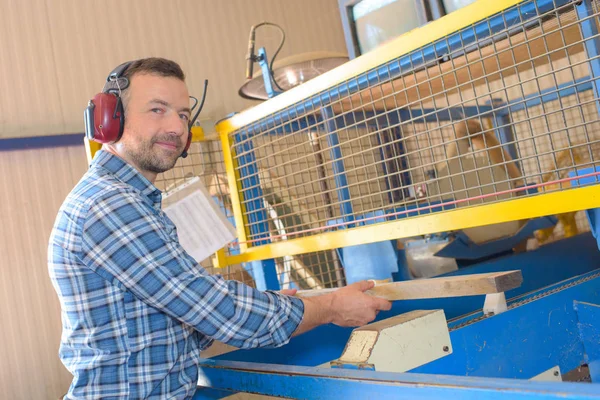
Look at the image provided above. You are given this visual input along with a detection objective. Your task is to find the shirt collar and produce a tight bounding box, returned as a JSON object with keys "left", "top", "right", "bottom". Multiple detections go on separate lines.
{"left": 92, "top": 150, "right": 162, "bottom": 206}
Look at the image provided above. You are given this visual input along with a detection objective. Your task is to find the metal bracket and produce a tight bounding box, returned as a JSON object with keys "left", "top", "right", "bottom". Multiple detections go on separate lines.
{"left": 257, "top": 47, "right": 281, "bottom": 99}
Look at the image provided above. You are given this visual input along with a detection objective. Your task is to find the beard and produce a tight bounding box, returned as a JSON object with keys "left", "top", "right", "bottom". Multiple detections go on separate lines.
{"left": 125, "top": 134, "right": 182, "bottom": 174}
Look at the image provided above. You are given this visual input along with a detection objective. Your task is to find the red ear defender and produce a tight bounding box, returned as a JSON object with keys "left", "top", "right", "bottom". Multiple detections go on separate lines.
{"left": 84, "top": 61, "right": 132, "bottom": 144}
{"left": 84, "top": 92, "right": 125, "bottom": 143}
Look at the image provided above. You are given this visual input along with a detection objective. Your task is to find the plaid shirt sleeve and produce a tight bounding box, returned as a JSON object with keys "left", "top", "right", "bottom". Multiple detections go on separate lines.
{"left": 79, "top": 188, "right": 304, "bottom": 349}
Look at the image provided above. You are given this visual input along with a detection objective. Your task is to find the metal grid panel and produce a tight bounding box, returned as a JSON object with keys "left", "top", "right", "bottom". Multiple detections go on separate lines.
{"left": 228, "top": 0, "right": 600, "bottom": 247}
{"left": 274, "top": 249, "right": 345, "bottom": 290}
{"left": 156, "top": 140, "right": 255, "bottom": 287}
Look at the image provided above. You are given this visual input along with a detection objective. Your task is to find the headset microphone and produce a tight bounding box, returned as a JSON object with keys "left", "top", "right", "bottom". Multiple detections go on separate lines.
{"left": 182, "top": 79, "right": 209, "bottom": 159}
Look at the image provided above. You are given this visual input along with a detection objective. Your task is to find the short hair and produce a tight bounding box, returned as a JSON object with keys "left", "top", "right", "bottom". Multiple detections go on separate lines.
{"left": 121, "top": 58, "right": 186, "bottom": 114}
{"left": 123, "top": 57, "right": 185, "bottom": 82}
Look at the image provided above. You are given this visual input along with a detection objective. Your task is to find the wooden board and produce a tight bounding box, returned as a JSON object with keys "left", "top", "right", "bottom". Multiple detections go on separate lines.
{"left": 296, "top": 270, "right": 523, "bottom": 301}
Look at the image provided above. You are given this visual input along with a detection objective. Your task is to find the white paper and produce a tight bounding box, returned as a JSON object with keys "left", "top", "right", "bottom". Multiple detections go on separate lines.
{"left": 163, "top": 177, "right": 236, "bottom": 263}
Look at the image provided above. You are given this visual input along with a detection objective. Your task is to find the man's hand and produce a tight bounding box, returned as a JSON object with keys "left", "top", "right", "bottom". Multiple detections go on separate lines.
{"left": 291, "top": 280, "right": 392, "bottom": 336}
{"left": 327, "top": 280, "right": 392, "bottom": 327}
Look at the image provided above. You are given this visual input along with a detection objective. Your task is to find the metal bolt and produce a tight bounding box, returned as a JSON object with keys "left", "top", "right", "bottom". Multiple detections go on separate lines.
{"left": 443, "top": 346, "right": 449, "bottom": 352}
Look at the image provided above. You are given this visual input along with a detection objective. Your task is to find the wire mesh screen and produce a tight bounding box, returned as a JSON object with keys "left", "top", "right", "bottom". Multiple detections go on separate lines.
{"left": 228, "top": 0, "right": 600, "bottom": 249}
{"left": 274, "top": 249, "right": 345, "bottom": 290}
{"left": 155, "top": 139, "right": 256, "bottom": 287}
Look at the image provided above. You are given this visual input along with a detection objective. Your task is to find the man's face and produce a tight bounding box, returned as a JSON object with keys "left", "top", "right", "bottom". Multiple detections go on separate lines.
{"left": 110, "top": 73, "right": 191, "bottom": 181}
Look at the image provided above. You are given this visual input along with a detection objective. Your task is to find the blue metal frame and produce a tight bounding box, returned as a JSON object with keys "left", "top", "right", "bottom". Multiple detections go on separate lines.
{"left": 194, "top": 358, "right": 600, "bottom": 399}
{"left": 376, "top": 126, "right": 411, "bottom": 203}
{"left": 491, "top": 109, "right": 519, "bottom": 163}
{"left": 234, "top": 134, "right": 269, "bottom": 246}
{"left": 197, "top": 240, "right": 600, "bottom": 399}
{"left": 233, "top": 133, "right": 279, "bottom": 290}
{"left": 246, "top": 260, "right": 279, "bottom": 291}
{"left": 322, "top": 106, "right": 355, "bottom": 224}
{"left": 339, "top": 240, "right": 399, "bottom": 284}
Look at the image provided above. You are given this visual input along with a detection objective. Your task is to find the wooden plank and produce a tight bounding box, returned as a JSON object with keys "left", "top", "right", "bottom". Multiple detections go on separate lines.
{"left": 296, "top": 270, "right": 522, "bottom": 301}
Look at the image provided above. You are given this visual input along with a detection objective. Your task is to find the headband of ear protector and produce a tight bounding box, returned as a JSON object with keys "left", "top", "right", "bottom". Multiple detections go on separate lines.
{"left": 84, "top": 60, "right": 194, "bottom": 158}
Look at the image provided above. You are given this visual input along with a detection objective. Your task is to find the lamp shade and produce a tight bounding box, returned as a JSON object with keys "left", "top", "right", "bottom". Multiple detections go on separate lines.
{"left": 239, "top": 51, "right": 349, "bottom": 100}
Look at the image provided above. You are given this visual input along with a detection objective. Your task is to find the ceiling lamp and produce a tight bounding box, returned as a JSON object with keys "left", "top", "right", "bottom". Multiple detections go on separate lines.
{"left": 238, "top": 21, "right": 348, "bottom": 101}
{"left": 239, "top": 51, "right": 349, "bottom": 100}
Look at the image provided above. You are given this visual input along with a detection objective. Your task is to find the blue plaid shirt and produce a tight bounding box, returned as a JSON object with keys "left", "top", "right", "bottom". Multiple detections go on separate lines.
{"left": 48, "top": 150, "right": 304, "bottom": 399}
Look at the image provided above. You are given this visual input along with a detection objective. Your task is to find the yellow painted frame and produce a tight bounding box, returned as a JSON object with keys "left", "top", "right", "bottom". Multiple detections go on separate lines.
{"left": 222, "top": 184, "right": 600, "bottom": 264}
{"left": 220, "top": 133, "right": 250, "bottom": 251}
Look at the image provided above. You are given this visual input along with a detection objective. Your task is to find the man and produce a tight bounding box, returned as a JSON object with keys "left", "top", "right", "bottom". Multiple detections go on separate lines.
{"left": 48, "top": 58, "right": 391, "bottom": 399}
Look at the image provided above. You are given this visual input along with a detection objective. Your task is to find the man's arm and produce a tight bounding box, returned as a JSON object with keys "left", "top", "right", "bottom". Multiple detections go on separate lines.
{"left": 80, "top": 191, "right": 303, "bottom": 350}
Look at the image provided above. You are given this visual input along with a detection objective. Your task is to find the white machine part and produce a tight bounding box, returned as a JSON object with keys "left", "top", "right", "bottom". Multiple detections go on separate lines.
{"left": 331, "top": 310, "right": 452, "bottom": 373}
{"left": 531, "top": 366, "right": 563, "bottom": 382}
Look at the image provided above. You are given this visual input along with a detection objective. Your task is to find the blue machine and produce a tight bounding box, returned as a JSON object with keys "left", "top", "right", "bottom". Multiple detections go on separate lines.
{"left": 191, "top": 226, "right": 600, "bottom": 398}
{"left": 193, "top": 0, "right": 600, "bottom": 397}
